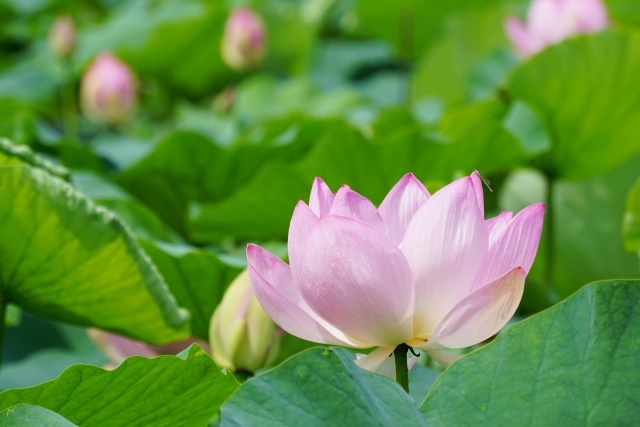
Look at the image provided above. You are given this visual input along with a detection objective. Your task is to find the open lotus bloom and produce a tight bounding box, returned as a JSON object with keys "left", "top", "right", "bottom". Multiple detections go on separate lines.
{"left": 80, "top": 52, "right": 138, "bottom": 124}
{"left": 247, "top": 173, "right": 544, "bottom": 374}
{"left": 505, "top": 0, "right": 608, "bottom": 57}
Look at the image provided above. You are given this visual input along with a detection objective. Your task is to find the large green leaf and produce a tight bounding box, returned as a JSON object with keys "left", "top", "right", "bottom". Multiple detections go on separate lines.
{"left": 139, "top": 240, "right": 243, "bottom": 340}
{"left": 553, "top": 155, "right": 640, "bottom": 297}
{"left": 0, "top": 345, "right": 239, "bottom": 427}
{"left": 115, "top": 131, "right": 229, "bottom": 235}
{"left": 221, "top": 347, "right": 427, "bottom": 427}
{"left": 421, "top": 280, "right": 640, "bottom": 426}
{"left": 505, "top": 30, "right": 640, "bottom": 179}
{"left": 0, "top": 404, "right": 78, "bottom": 427}
{"left": 0, "top": 164, "right": 188, "bottom": 343}
{"left": 622, "top": 175, "right": 640, "bottom": 252}
{"left": 118, "top": 122, "right": 339, "bottom": 237}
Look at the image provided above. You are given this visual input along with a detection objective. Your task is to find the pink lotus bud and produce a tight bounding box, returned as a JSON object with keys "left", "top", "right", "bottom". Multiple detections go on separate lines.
{"left": 80, "top": 53, "right": 138, "bottom": 124}
{"left": 221, "top": 7, "right": 267, "bottom": 71}
{"left": 505, "top": 0, "right": 609, "bottom": 57}
{"left": 48, "top": 15, "right": 76, "bottom": 58}
{"left": 209, "top": 270, "right": 281, "bottom": 372}
{"left": 247, "top": 173, "right": 545, "bottom": 371}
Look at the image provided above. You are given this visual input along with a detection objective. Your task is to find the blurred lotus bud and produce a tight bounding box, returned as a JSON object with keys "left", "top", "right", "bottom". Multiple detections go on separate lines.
{"left": 48, "top": 15, "right": 76, "bottom": 58}
{"left": 209, "top": 270, "right": 281, "bottom": 372}
{"left": 221, "top": 7, "right": 267, "bottom": 71}
{"left": 505, "top": 0, "right": 608, "bottom": 57}
{"left": 88, "top": 329, "right": 210, "bottom": 369}
{"left": 80, "top": 53, "right": 138, "bottom": 124}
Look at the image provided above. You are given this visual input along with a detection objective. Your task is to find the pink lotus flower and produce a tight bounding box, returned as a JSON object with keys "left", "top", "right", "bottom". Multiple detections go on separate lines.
{"left": 221, "top": 7, "right": 267, "bottom": 71}
{"left": 505, "top": 0, "right": 608, "bottom": 57}
{"left": 80, "top": 53, "right": 138, "bottom": 124}
{"left": 247, "top": 173, "right": 544, "bottom": 372}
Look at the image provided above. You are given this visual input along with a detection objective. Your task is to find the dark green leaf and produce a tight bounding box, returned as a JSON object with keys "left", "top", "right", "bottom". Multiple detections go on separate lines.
{"left": 553, "top": 155, "right": 640, "bottom": 298}
{"left": 421, "top": 280, "right": 640, "bottom": 426}
{"left": 221, "top": 347, "right": 427, "bottom": 427}
{"left": 115, "top": 131, "right": 228, "bottom": 235}
{"left": 189, "top": 112, "right": 525, "bottom": 243}
{"left": 119, "top": 122, "right": 337, "bottom": 239}
{"left": 0, "top": 345, "right": 239, "bottom": 427}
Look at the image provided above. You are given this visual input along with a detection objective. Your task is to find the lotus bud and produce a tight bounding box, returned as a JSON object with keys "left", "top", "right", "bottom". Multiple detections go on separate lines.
{"left": 505, "top": 0, "right": 609, "bottom": 57}
{"left": 80, "top": 53, "right": 138, "bottom": 124}
{"left": 48, "top": 15, "right": 76, "bottom": 59}
{"left": 221, "top": 7, "right": 267, "bottom": 71}
{"left": 209, "top": 270, "right": 281, "bottom": 372}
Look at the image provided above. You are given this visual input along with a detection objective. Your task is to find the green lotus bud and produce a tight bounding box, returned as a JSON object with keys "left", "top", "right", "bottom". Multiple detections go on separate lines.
{"left": 210, "top": 270, "right": 280, "bottom": 372}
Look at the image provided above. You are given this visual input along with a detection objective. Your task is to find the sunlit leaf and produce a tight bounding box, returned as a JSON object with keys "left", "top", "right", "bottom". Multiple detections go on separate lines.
{"left": 0, "top": 345, "right": 238, "bottom": 427}
{"left": 0, "top": 164, "right": 188, "bottom": 343}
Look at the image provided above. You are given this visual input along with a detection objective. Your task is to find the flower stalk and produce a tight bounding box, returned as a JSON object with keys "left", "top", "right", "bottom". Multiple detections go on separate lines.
{"left": 394, "top": 344, "right": 410, "bottom": 393}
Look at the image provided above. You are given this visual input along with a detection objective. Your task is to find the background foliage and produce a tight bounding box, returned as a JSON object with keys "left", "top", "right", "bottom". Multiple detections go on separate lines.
{"left": 1, "top": 0, "right": 639, "bottom": 425}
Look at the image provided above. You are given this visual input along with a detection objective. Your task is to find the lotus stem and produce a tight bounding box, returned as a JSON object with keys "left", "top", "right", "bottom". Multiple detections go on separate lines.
{"left": 394, "top": 344, "right": 410, "bottom": 393}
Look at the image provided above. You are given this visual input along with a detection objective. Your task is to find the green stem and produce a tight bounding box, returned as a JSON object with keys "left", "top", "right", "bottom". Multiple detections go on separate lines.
{"left": 394, "top": 344, "right": 410, "bottom": 393}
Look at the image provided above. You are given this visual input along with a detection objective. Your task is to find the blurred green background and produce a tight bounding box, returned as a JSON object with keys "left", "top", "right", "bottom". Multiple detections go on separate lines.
{"left": 2, "top": 0, "right": 640, "bottom": 391}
